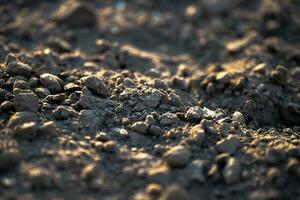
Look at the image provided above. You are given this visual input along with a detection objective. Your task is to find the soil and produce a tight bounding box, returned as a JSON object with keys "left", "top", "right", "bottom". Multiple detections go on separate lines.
{"left": 0, "top": 0, "right": 300, "bottom": 199}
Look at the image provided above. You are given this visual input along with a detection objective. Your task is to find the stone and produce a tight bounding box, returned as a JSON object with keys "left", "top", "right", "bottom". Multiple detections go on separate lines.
{"left": 123, "top": 77, "right": 136, "bottom": 88}
{"left": 232, "top": 111, "right": 245, "bottom": 125}
{"left": 55, "top": 2, "right": 97, "bottom": 27}
{"left": 80, "top": 76, "right": 109, "bottom": 97}
{"left": 264, "top": 148, "right": 283, "bottom": 165}
{"left": 79, "top": 88, "right": 113, "bottom": 110}
{"left": 143, "top": 90, "right": 162, "bottom": 108}
{"left": 216, "top": 71, "right": 232, "bottom": 84}
{"left": 270, "top": 65, "right": 288, "bottom": 85}
{"left": 203, "top": 0, "right": 231, "bottom": 15}
{"left": 189, "top": 124, "right": 205, "bottom": 144}
{"left": 6, "top": 61, "right": 32, "bottom": 78}
{"left": 103, "top": 141, "right": 117, "bottom": 153}
{"left": 14, "top": 92, "right": 39, "bottom": 112}
{"left": 216, "top": 135, "right": 240, "bottom": 154}
{"left": 131, "top": 121, "right": 149, "bottom": 134}
{"left": 223, "top": 157, "right": 241, "bottom": 184}
{"left": 34, "top": 87, "right": 51, "bottom": 98}
{"left": 52, "top": 105, "right": 78, "bottom": 120}
{"left": 40, "top": 73, "right": 62, "bottom": 93}
{"left": 148, "top": 125, "right": 163, "bottom": 136}
{"left": 81, "top": 163, "right": 99, "bottom": 181}
{"left": 185, "top": 106, "right": 204, "bottom": 122}
{"left": 21, "top": 165, "right": 54, "bottom": 189}
{"left": 146, "top": 183, "right": 162, "bottom": 196}
{"left": 160, "top": 113, "right": 181, "bottom": 127}
{"left": 0, "top": 101, "right": 14, "bottom": 112}
{"left": 219, "top": 122, "right": 232, "bottom": 137}
{"left": 281, "top": 103, "right": 300, "bottom": 125}
{"left": 13, "top": 80, "right": 30, "bottom": 91}
{"left": 159, "top": 184, "right": 188, "bottom": 200}
{"left": 13, "top": 122, "right": 38, "bottom": 139}
{"left": 64, "top": 83, "right": 81, "bottom": 92}
{"left": 38, "top": 121, "right": 59, "bottom": 136}
{"left": 187, "top": 159, "right": 207, "bottom": 182}
{"left": 0, "top": 88, "right": 7, "bottom": 102}
{"left": 163, "top": 146, "right": 191, "bottom": 168}
{"left": 0, "top": 145, "right": 20, "bottom": 171}
{"left": 95, "top": 132, "right": 111, "bottom": 142}
{"left": 7, "top": 112, "right": 38, "bottom": 128}
{"left": 285, "top": 158, "right": 300, "bottom": 176}
{"left": 45, "top": 93, "right": 65, "bottom": 103}
{"left": 79, "top": 109, "right": 104, "bottom": 130}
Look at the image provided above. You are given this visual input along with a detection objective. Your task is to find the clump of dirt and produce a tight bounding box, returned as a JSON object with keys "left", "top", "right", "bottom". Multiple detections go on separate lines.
{"left": 0, "top": 0, "right": 300, "bottom": 199}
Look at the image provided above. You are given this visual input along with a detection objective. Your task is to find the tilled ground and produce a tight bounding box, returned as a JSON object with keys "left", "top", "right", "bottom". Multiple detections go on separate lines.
{"left": 0, "top": 0, "right": 300, "bottom": 200}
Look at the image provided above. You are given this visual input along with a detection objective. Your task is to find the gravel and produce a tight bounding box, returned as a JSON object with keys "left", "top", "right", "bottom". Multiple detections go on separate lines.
{"left": 1, "top": 1, "right": 299, "bottom": 199}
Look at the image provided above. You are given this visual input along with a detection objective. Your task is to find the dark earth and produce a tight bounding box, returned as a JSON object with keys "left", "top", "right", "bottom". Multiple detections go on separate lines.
{"left": 0, "top": 0, "right": 300, "bottom": 199}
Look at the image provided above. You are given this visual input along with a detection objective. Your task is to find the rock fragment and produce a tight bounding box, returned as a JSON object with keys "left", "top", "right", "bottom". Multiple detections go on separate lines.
{"left": 232, "top": 111, "right": 245, "bottom": 125}
{"left": 148, "top": 125, "right": 163, "bottom": 136}
{"left": 34, "top": 88, "right": 51, "bottom": 98}
{"left": 55, "top": 2, "right": 97, "bottom": 27}
{"left": 185, "top": 106, "right": 203, "bottom": 122}
{"left": 187, "top": 159, "right": 207, "bottom": 182}
{"left": 52, "top": 105, "right": 78, "bottom": 120}
{"left": 14, "top": 92, "right": 39, "bottom": 112}
{"left": 40, "top": 73, "right": 62, "bottom": 93}
{"left": 38, "top": 121, "right": 59, "bottom": 136}
{"left": 264, "top": 148, "right": 283, "bottom": 165}
{"left": 6, "top": 61, "right": 32, "bottom": 78}
{"left": 163, "top": 146, "right": 191, "bottom": 168}
{"left": 189, "top": 124, "right": 205, "bottom": 144}
{"left": 131, "top": 121, "right": 149, "bottom": 134}
{"left": 160, "top": 113, "right": 181, "bottom": 127}
{"left": 13, "top": 122, "right": 38, "bottom": 139}
{"left": 78, "top": 88, "right": 113, "bottom": 110}
{"left": 270, "top": 65, "right": 288, "bottom": 85}
{"left": 223, "top": 157, "right": 241, "bottom": 184}
{"left": 159, "top": 184, "right": 188, "bottom": 200}
{"left": 0, "top": 101, "right": 14, "bottom": 112}
{"left": 216, "top": 135, "right": 240, "bottom": 154}
{"left": 7, "top": 112, "right": 38, "bottom": 128}
{"left": 80, "top": 76, "right": 109, "bottom": 97}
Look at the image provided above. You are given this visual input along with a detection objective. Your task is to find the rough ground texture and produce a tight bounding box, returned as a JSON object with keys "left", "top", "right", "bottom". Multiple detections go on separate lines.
{"left": 0, "top": 0, "right": 300, "bottom": 199}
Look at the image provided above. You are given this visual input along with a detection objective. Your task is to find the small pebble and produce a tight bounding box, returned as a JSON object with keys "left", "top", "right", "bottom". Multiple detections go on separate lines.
{"left": 6, "top": 61, "right": 32, "bottom": 78}
{"left": 131, "top": 121, "right": 149, "bottom": 134}
{"left": 7, "top": 111, "right": 38, "bottom": 128}
{"left": 80, "top": 76, "right": 109, "bottom": 97}
{"left": 232, "top": 111, "right": 245, "bottom": 125}
{"left": 159, "top": 184, "right": 188, "bottom": 200}
{"left": 163, "top": 146, "right": 191, "bottom": 168}
{"left": 148, "top": 125, "right": 163, "bottom": 136}
{"left": 14, "top": 92, "right": 39, "bottom": 112}
{"left": 40, "top": 73, "right": 63, "bottom": 93}
{"left": 216, "top": 135, "right": 240, "bottom": 154}
{"left": 223, "top": 157, "right": 241, "bottom": 184}
{"left": 103, "top": 141, "right": 117, "bottom": 153}
{"left": 52, "top": 105, "right": 78, "bottom": 120}
{"left": 13, "top": 122, "right": 38, "bottom": 139}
